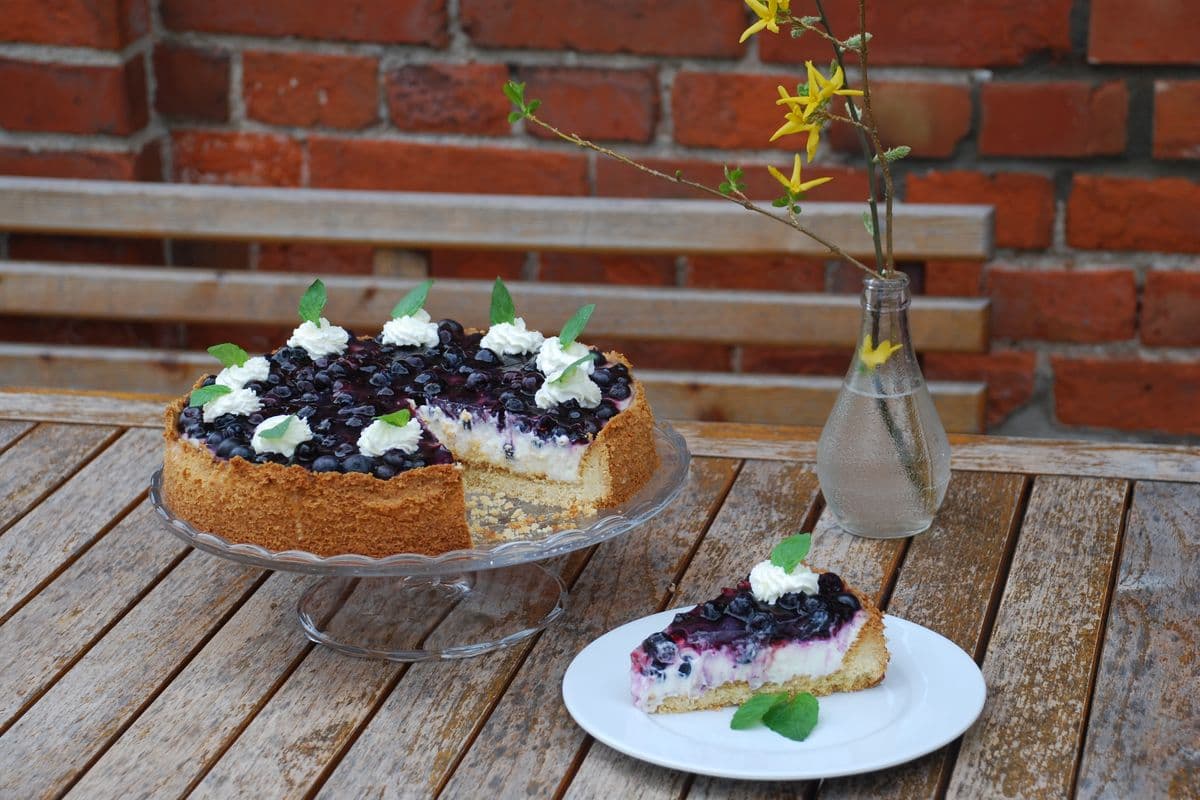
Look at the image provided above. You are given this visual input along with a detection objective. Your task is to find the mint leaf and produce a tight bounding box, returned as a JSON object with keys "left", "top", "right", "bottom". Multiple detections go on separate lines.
{"left": 490, "top": 277, "right": 516, "bottom": 325}
{"left": 762, "top": 692, "right": 819, "bottom": 741}
{"left": 298, "top": 279, "right": 327, "bottom": 324}
{"left": 188, "top": 384, "right": 232, "bottom": 407}
{"left": 550, "top": 353, "right": 595, "bottom": 384}
{"left": 377, "top": 409, "right": 412, "bottom": 427}
{"left": 391, "top": 279, "right": 434, "bottom": 319}
{"left": 207, "top": 342, "right": 249, "bottom": 369}
{"left": 559, "top": 303, "right": 595, "bottom": 347}
{"left": 259, "top": 415, "right": 293, "bottom": 440}
{"left": 770, "top": 533, "right": 812, "bottom": 573}
{"left": 730, "top": 692, "right": 788, "bottom": 730}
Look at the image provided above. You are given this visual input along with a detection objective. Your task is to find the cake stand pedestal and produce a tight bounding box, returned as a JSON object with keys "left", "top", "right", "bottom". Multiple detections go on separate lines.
{"left": 150, "top": 422, "right": 689, "bottom": 662}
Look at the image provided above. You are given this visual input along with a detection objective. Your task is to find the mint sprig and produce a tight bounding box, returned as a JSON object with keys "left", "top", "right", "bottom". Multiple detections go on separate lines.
{"left": 207, "top": 342, "right": 249, "bottom": 369}
{"left": 298, "top": 279, "right": 327, "bottom": 324}
{"left": 731, "top": 691, "right": 819, "bottom": 742}
{"left": 559, "top": 303, "right": 595, "bottom": 347}
{"left": 490, "top": 277, "right": 516, "bottom": 325}
{"left": 259, "top": 415, "right": 293, "bottom": 440}
{"left": 377, "top": 409, "right": 412, "bottom": 427}
{"left": 770, "top": 533, "right": 812, "bottom": 573}
{"left": 188, "top": 384, "right": 232, "bottom": 407}
{"left": 550, "top": 353, "right": 595, "bottom": 384}
{"left": 391, "top": 280, "right": 434, "bottom": 319}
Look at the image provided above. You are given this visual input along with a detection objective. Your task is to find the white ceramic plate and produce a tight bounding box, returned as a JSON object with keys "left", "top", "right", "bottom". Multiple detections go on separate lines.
{"left": 562, "top": 610, "right": 986, "bottom": 780}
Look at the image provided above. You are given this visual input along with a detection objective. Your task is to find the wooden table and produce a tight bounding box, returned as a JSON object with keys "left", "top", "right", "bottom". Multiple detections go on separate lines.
{"left": 0, "top": 390, "right": 1196, "bottom": 799}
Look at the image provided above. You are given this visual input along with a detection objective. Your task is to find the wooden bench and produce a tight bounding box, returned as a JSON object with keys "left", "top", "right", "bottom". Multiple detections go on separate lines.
{"left": 0, "top": 177, "right": 993, "bottom": 431}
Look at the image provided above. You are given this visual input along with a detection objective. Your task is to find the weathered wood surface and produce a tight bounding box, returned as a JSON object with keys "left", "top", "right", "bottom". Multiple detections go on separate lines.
{"left": 6, "top": 393, "right": 1196, "bottom": 485}
{"left": 1075, "top": 481, "right": 1200, "bottom": 800}
{"left": 946, "top": 475, "right": 1128, "bottom": 799}
{"left": 0, "top": 347, "right": 988, "bottom": 433}
{"left": 0, "top": 552, "right": 261, "bottom": 797}
{"left": 0, "top": 501, "right": 184, "bottom": 728}
{"left": 0, "top": 422, "right": 116, "bottom": 533}
{"left": 0, "top": 262, "right": 989, "bottom": 351}
{"left": 0, "top": 420, "right": 32, "bottom": 452}
{"left": 0, "top": 428, "right": 159, "bottom": 620}
{"left": 819, "top": 471, "right": 1028, "bottom": 800}
{"left": 0, "top": 177, "right": 993, "bottom": 259}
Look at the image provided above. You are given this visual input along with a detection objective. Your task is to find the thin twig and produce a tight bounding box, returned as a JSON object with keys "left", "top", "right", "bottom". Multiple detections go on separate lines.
{"left": 523, "top": 112, "right": 883, "bottom": 278}
{"left": 812, "top": 0, "right": 886, "bottom": 274}
{"left": 856, "top": 0, "right": 895, "bottom": 270}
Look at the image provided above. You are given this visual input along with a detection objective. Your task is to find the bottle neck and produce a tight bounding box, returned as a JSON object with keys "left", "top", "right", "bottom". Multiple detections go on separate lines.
{"left": 846, "top": 275, "right": 922, "bottom": 391}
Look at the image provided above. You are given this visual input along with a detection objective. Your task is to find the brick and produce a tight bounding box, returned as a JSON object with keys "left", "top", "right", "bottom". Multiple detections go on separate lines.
{"left": 0, "top": 146, "right": 155, "bottom": 180}
{"left": 685, "top": 255, "right": 824, "bottom": 292}
{"left": 1141, "top": 271, "right": 1200, "bottom": 347}
{"left": 672, "top": 72, "right": 802, "bottom": 152}
{"left": 539, "top": 254, "right": 675, "bottom": 286}
{"left": 986, "top": 267, "right": 1136, "bottom": 343}
{"left": 460, "top": 0, "right": 743, "bottom": 57}
{"left": 740, "top": 346, "right": 849, "bottom": 376}
{"left": 8, "top": 234, "right": 164, "bottom": 266}
{"left": 309, "top": 138, "right": 588, "bottom": 195}
{"left": 595, "top": 156, "right": 870, "bottom": 202}
{"left": 154, "top": 43, "right": 229, "bottom": 122}
{"left": 244, "top": 51, "right": 378, "bottom": 130}
{"left": 906, "top": 171, "right": 1055, "bottom": 250}
{"left": 0, "top": 56, "right": 147, "bottom": 135}
{"left": 257, "top": 244, "right": 376, "bottom": 275}
{"left": 979, "top": 81, "right": 1128, "bottom": 157}
{"left": 1053, "top": 357, "right": 1200, "bottom": 435}
{"left": 430, "top": 250, "right": 525, "bottom": 280}
{"left": 924, "top": 351, "right": 1036, "bottom": 427}
{"left": 0, "top": 0, "right": 148, "bottom": 49}
{"left": 1066, "top": 175, "right": 1200, "bottom": 254}
{"left": 162, "top": 0, "right": 447, "bottom": 45}
{"left": 924, "top": 260, "right": 984, "bottom": 297}
{"left": 827, "top": 82, "right": 971, "bottom": 158}
{"left": 520, "top": 67, "right": 659, "bottom": 143}
{"left": 1153, "top": 81, "right": 1200, "bottom": 160}
{"left": 1089, "top": 0, "right": 1200, "bottom": 64}
{"left": 172, "top": 130, "right": 303, "bottom": 187}
{"left": 172, "top": 240, "right": 253, "bottom": 270}
{"left": 760, "top": 0, "right": 1072, "bottom": 67}
{"left": 386, "top": 63, "right": 510, "bottom": 136}
{"left": 589, "top": 339, "right": 733, "bottom": 371}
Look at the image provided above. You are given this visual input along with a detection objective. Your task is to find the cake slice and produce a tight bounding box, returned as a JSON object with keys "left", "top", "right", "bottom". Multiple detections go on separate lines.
{"left": 630, "top": 548, "right": 888, "bottom": 713}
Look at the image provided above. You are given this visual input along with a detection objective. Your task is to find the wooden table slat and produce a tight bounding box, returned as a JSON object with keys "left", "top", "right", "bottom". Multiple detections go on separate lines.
{"left": 0, "top": 428, "right": 159, "bottom": 621}
{"left": 818, "top": 471, "right": 1028, "bottom": 800}
{"left": 565, "top": 461, "right": 825, "bottom": 800}
{"left": 946, "top": 475, "right": 1128, "bottom": 799}
{"left": 0, "top": 553, "right": 261, "bottom": 797}
{"left": 0, "top": 419, "right": 33, "bottom": 452}
{"left": 320, "top": 458, "right": 740, "bottom": 800}
{"left": 0, "top": 423, "right": 118, "bottom": 534}
{"left": 0, "top": 501, "right": 184, "bottom": 729}
{"left": 1075, "top": 480, "right": 1200, "bottom": 799}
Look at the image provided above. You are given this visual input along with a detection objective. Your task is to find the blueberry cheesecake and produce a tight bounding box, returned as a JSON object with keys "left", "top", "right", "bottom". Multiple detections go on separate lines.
{"left": 161, "top": 278, "right": 658, "bottom": 558}
{"left": 630, "top": 536, "right": 887, "bottom": 713}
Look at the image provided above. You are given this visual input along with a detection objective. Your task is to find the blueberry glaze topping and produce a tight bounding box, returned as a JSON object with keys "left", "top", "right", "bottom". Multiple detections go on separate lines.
{"left": 177, "top": 320, "right": 634, "bottom": 478}
{"left": 637, "top": 572, "right": 861, "bottom": 675}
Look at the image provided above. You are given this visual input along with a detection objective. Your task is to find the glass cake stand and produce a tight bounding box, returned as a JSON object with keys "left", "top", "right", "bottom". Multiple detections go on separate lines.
{"left": 149, "top": 422, "right": 690, "bottom": 662}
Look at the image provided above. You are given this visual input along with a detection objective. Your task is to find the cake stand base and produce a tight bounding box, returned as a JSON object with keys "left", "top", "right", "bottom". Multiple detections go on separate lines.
{"left": 296, "top": 563, "right": 567, "bottom": 661}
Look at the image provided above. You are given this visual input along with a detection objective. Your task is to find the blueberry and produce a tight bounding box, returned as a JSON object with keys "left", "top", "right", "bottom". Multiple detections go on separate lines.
{"left": 438, "top": 329, "right": 452, "bottom": 345}
{"left": 423, "top": 382, "right": 443, "bottom": 396}
{"left": 342, "top": 455, "right": 373, "bottom": 473}
{"left": 504, "top": 396, "right": 525, "bottom": 412}
{"left": 595, "top": 404, "right": 616, "bottom": 420}
{"left": 414, "top": 371, "right": 435, "bottom": 385}
{"left": 180, "top": 406, "right": 202, "bottom": 422}
{"left": 345, "top": 416, "right": 366, "bottom": 428}
{"left": 551, "top": 426, "right": 569, "bottom": 439}
{"left": 747, "top": 612, "right": 775, "bottom": 635}
{"left": 229, "top": 446, "right": 254, "bottom": 461}
{"left": 373, "top": 464, "right": 396, "bottom": 480}
{"left": 368, "top": 372, "right": 390, "bottom": 387}
{"left": 312, "top": 456, "right": 341, "bottom": 472}
{"left": 591, "top": 369, "right": 612, "bottom": 387}
{"left": 334, "top": 442, "right": 356, "bottom": 458}
{"left": 376, "top": 387, "right": 395, "bottom": 397}
{"left": 295, "top": 442, "right": 317, "bottom": 461}
{"left": 643, "top": 632, "right": 678, "bottom": 664}
{"left": 358, "top": 364, "right": 377, "bottom": 374}
{"left": 819, "top": 573, "right": 844, "bottom": 594}
{"left": 582, "top": 419, "right": 600, "bottom": 436}
{"left": 388, "top": 362, "right": 410, "bottom": 378}
{"left": 777, "top": 593, "right": 801, "bottom": 611}
{"left": 608, "top": 382, "right": 631, "bottom": 400}
{"left": 333, "top": 392, "right": 354, "bottom": 406}
{"left": 215, "top": 439, "right": 239, "bottom": 458}
{"left": 439, "top": 319, "right": 464, "bottom": 337}
{"left": 700, "top": 602, "right": 722, "bottom": 621}
{"left": 328, "top": 363, "right": 347, "bottom": 378}
{"left": 266, "top": 374, "right": 282, "bottom": 387}
{"left": 677, "top": 660, "right": 692, "bottom": 677}
{"left": 465, "top": 372, "right": 489, "bottom": 391}
{"left": 443, "top": 350, "right": 463, "bottom": 367}
{"left": 474, "top": 348, "right": 498, "bottom": 365}
{"left": 834, "top": 592, "right": 860, "bottom": 612}
{"left": 270, "top": 385, "right": 292, "bottom": 399}
{"left": 206, "top": 431, "right": 225, "bottom": 447}
{"left": 521, "top": 375, "right": 540, "bottom": 393}
{"left": 313, "top": 418, "right": 333, "bottom": 433}
{"left": 313, "top": 356, "right": 330, "bottom": 369}
{"left": 403, "top": 355, "right": 426, "bottom": 369}
{"left": 383, "top": 451, "right": 408, "bottom": 468}
{"left": 726, "top": 594, "right": 754, "bottom": 620}
{"left": 296, "top": 379, "right": 316, "bottom": 393}
{"left": 566, "top": 409, "right": 582, "bottom": 421}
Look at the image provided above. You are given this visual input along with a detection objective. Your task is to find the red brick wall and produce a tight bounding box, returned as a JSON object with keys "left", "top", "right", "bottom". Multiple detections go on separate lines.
{"left": 2, "top": 0, "right": 1199, "bottom": 439}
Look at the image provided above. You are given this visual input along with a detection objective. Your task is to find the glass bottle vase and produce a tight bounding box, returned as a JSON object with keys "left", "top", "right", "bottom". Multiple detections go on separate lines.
{"left": 816, "top": 274, "right": 951, "bottom": 538}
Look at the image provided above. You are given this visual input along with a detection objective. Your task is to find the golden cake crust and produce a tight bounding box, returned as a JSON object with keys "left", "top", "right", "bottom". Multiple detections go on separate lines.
{"left": 161, "top": 349, "right": 658, "bottom": 558}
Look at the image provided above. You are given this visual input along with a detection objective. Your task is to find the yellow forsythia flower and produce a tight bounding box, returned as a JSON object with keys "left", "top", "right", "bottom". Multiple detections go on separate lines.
{"left": 767, "top": 154, "right": 833, "bottom": 195}
{"left": 769, "top": 86, "right": 822, "bottom": 161}
{"left": 739, "top": 0, "right": 781, "bottom": 43}
{"left": 859, "top": 334, "right": 903, "bottom": 370}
